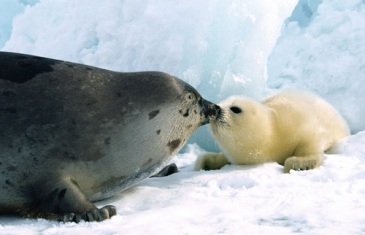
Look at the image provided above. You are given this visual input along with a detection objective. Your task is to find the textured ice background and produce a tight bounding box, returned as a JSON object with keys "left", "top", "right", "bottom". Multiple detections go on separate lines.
{"left": 1, "top": 0, "right": 365, "bottom": 234}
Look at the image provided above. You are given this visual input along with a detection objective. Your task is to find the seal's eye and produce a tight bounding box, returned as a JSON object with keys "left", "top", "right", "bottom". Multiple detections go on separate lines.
{"left": 185, "top": 92, "right": 194, "bottom": 101}
{"left": 230, "top": 106, "right": 242, "bottom": 114}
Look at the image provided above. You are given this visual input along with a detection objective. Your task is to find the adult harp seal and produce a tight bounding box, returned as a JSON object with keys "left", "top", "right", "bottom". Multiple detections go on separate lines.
{"left": 0, "top": 52, "right": 220, "bottom": 222}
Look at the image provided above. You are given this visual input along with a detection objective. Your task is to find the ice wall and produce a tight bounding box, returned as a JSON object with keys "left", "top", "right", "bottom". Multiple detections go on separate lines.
{"left": 2, "top": 0, "right": 297, "bottom": 101}
{"left": 268, "top": 0, "right": 365, "bottom": 134}
{"left": 1, "top": 0, "right": 297, "bottom": 151}
{"left": 0, "top": 0, "right": 36, "bottom": 48}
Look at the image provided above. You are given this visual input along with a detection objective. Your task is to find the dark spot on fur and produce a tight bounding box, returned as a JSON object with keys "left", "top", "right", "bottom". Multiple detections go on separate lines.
{"left": 156, "top": 130, "right": 161, "bottom": 135}
{"left": 33, "top": 56, "right": 44, "bottom": 60}
{"left": 16, "top": 55, "right": 27, "bottom": 59}
{"left": 86, "top": 67, "right": 93, "bottom": 71}
{"left": 17, "top": 60, "right": 32, "bottom": 67}
{"left": 2, "top": 90, "right": 16, "bottom": 97}
{"left": 179, "top": 109, "right": 189, "bottom": 117}
{"left": 194, "top": 109, "right": 197, "bottom": 114}
{"left": 58, "top": 189, "right": 67, "bottom": 200}
{"left": 6, "top": 166, "right": 16, "bottom": 171}
{"left": 0, "top": 52, "right": 55, "bottom": 83}
{"left": 5, "top": 179, "right": 14, "bottom": 187}
{"left": 167, "top": 139, "right": 181, "bottom": 153}
{"left": 86, "top": 99, "right": 98, "bottom": 106}
{"left": 186, "top": 124, "right": 192, "bottom": 129}
{"left": 149, "top": 110, "right": 160, "bottom": 120}
{"left": 3, "top": 107, "right": 17, "bottom": 114}
{"left": 64, "top": 151, "right": 77, "bottom": 161}
{"left": 104, "top": 137, "right": 111, "bottom": 145}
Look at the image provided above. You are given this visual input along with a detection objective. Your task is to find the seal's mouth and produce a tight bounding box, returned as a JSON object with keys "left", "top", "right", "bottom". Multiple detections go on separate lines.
{"left": 200, "top": 99, "right": 221, "bottom": 125}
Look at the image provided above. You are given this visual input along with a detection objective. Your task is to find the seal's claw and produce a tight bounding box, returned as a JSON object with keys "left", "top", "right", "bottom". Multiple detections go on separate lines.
{"left": 61, "top": 205, "right": 116, "bottom": 223}
{"left": 62, "top": 213, "right": 75, "bottom": 222}
{"left": 99, "top": 205, "right": 117, "bottom": 220}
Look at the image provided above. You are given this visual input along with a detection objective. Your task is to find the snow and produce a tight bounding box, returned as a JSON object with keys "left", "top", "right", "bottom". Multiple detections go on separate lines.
{"left": 1, "top": 138, "right": 365, "bottom": 234}
{"left": 1, "top": 0, "right": 365, "bottom": 234}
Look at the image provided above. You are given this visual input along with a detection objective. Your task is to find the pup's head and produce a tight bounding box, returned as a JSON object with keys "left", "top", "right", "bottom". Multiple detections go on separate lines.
{"left": 210, "top": 96, "right": 267, "bottom": 143}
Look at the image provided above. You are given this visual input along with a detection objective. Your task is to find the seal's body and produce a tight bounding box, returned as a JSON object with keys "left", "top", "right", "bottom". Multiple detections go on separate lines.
{"left": 0, "top": 52, "right": 220, "bottom": 222}
{"left": 195, "top": 90, "right": 349, "bottom": 173}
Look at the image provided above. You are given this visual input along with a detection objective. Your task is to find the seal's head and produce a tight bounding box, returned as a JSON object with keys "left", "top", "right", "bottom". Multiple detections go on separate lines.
{"left": 159, "top": 77, "right": 221, "bottom": 155}
{"left": 178, "top": 87, "right": 221, "bottom": 126}
{"left": 211, "top": 96, "right": 260, "bottom": 128}
{"left": 209, "top": 96, "right": 271, "bottom": 159}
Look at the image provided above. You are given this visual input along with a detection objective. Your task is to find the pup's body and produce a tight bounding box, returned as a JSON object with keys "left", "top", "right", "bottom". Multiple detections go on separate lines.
{"left": 195, "top": 90, "right": 350, "bottom": 173}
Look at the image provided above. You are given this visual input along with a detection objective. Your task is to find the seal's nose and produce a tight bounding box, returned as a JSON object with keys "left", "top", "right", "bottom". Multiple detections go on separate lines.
{"left": 215, "top": 104, "right": 222, "bottom": 117}
{"left": 200, "top": 99, "right": 221, "bottom": 125}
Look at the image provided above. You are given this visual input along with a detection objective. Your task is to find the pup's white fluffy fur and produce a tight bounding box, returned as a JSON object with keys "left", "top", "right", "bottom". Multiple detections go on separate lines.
{"left": 195, "top": 90, "right": 350, "bottom": 173}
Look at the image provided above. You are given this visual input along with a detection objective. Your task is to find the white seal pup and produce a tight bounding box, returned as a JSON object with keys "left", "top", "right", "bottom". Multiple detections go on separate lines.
{"left": 195, "top": 90, "right": 349, "bottom": 173}
{"left": 0, "top": 52, "right": 220, "bottom": 222}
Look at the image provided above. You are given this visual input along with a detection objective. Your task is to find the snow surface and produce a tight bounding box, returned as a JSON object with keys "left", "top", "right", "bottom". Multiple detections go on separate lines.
{"left": 1, "top": 136, "right": 365, "bottom": 235}
{"left": 1, "top": 0, "right": 365, "bottom": 234}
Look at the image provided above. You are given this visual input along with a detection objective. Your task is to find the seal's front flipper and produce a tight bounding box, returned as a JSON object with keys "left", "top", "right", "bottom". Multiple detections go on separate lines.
{"left": 283, "top": 154, "right": 323, "bottom": 173}
{"left": 61, "top": 205, "right": 116, "bottom": 223}
{"left": 151, "top": 163, "right": 178, "bottom": 177}
{"left": 194, "top": 152, "right": 229, "bottom": 171}
{"left": 24, "top": 177, "right": 116, "bottom": 222}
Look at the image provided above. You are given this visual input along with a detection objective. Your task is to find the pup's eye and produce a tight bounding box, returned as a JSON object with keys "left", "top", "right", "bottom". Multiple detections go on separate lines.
{"left": 230, "top": 106, "right": 242, "bottom": 114}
